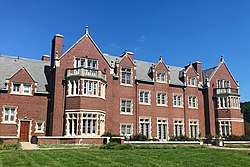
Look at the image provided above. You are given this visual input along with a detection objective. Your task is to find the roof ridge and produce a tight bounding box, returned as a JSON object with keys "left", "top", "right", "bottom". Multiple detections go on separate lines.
{"left": 0, "top": 54, "right": 49, "bottom": 64}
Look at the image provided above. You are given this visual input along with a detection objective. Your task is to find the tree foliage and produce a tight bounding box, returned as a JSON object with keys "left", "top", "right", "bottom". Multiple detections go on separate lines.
{"left": 241, "top": 101, "right": 250, "bottom": 123}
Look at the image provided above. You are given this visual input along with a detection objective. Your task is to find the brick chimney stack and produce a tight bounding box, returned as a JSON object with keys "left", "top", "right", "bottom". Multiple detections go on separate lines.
{"left": 51, "top": 34, "right": 64, "bottom": 66}
{"left": 192, "top": 61, "right": 202, "bottom": 82}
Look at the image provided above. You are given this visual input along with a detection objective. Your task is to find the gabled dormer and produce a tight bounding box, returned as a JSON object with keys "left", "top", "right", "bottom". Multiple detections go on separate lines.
{"left": 154, "top": 56, "right": 170, "bottom": 84}
{"left": 183, "top": 62, "right": 199, "bottom": 87}
{"left": 8, "top": 67, "right": 36, "bottom": 96}
{"left": 118, "top": 51, "right": 136, "bottom": 86}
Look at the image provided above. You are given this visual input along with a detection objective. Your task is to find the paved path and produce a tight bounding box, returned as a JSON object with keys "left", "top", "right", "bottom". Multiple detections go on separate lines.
{"left": 208, "top": 145, "right": 250, "bottom": 151}
{"left": 20, "top": 142, "right": 40, "bottom": 150}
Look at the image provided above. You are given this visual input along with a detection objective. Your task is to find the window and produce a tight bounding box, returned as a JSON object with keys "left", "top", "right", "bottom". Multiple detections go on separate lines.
{"left": 188, "top": 76, "right": 196, "bottom": 86}
{"left": 174, "top": 120, "right": 184, "bottom": 137}
{"left": 120, "top": 99, "right": 132, "bottom": 114}
{"left": 67, "top": 113, "right": 79, "bottom": 136}
{"left": 218, "top": 97, "right": 228, "bottom": 108}
{"left": 139, "top": 118, "right": 151, "bottom": 138}
{"left": 218, "top": 79, "right": 230, "bottom": 88}
{"left": 157, "top": 119, "right": 168, "bottom": 140}
{"left": 220, "top": 121, "right": 231, "bottom": 136}
{"left": 230, "top": 96, "right": 240, "bottom": 109}
{"left": 75, "top": 58, "right": 98, "bottom": 69}
{"left": 11, "top": 83, "right": 32, "bottom": 95}
{"left": 173, "top": 94, "right": 183, "bottom": 107}
{"left": 139, "top": 90, "right": 150, "bottom": 104}
{"left": 68, "top": 79, "right": 104, "bottom": 98}
{"left": 188, "top": 96, "right": 198, "bottom": 108}
{"left": 120, "top": 124, "right": 133, "bottom": 136}
{"left": 35, "top": 122, "right": 44, "bottom": 133}
{"left": 156, "top": 72, "right": 166, "bottom": 83}
{"left": 157, "top": 92, "right": 167, "bottom": 106}
{"left": 2, "top": 107, "right": 17, "bottom": 123}
{"left": 121, "top": 67, "right": 132, "bottom": 85}
{"left": 189, "top": 120, "right": 198, "bottom": 138}
{"left": 81, "top": 113, "right": 98, "bottom": 135}
{"left": 13, "top": 83, "right": 20, "bottom": 93}
{"left": 23, "top": 84, "right": 31, "bottom": 94}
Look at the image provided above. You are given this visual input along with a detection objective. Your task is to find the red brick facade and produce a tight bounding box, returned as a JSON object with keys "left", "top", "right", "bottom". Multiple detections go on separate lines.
{"left": 0, "top": 28, "right": 244, "bottom": 143}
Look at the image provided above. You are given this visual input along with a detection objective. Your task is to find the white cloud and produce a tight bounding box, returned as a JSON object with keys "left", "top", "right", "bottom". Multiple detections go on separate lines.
{"left": 110, "top": 43, "right": 120, "bottom": 48}
{"left": 137, "top": 35, "right": 146, "bottom": 42}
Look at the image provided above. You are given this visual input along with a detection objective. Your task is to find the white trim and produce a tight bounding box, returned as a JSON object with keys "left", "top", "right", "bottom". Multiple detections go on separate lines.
{"left": 120, "top": 98, "right": 133, "bottom": 115}
{"left": 217, "top": 118, "right": 244, "bottom": 122}
{"left": 1, "top": 106, "right": 18, "bottom": 124}
{"left": 120, "top": 123, "right": 133, "bottom": 136}
{"left": 173, "top": 93, "right": 183, "bottom": 108}
{"left": 18, "top": 119, "right": 32, "bottom": 142}
{"left": 139, "top": 89, "right": 151, "bottom": 105}
{"left": 35, "top": 121, "right": 45, "bottom": 133}
{"left": 65, "top": 109, "right": 106, "bottom": 114}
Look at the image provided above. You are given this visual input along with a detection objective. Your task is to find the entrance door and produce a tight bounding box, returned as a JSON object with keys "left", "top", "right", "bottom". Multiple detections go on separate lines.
{"left": 20, "top": 121, "right": 30, "bottom": 142}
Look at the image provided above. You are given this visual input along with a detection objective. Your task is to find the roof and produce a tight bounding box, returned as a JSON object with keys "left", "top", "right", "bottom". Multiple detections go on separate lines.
{"left": 0, "top": 55, "right": 50, "bottom": 92}
{"left": 202, "top": 66, "right": 217, "bottom": 79}
{"left": 103, "top": 54, "right": 184, "bottom": 86}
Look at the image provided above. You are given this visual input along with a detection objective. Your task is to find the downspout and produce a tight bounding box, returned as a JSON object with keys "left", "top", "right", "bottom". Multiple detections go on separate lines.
{"left": 183, "top": 86, "right": 187, "bottom": 137}
{"left": 135, "top": 81, "right": 139, "bottom": 134}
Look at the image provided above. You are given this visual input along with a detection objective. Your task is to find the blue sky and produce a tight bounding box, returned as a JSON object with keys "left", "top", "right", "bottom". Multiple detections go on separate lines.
{"left": 0, "top": 0, "right": 250, "bottom": 102}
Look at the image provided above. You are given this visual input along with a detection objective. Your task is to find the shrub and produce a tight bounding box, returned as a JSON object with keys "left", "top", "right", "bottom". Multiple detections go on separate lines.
{"left": 100, "top": 142, "right": 134, "bottom": 150}
{"left": 129, "top": 134, "right": 148, "bottom": 141}
{"left": 169, "top": 135, "right": 191, "bottom": 141}
{"left": 0, "top": 143, "right": 21, "bottom": 150}
{"left": 0, "top": 138, "right": 4, "bottom": 145}
{"left": 224, "top": 135, "right": 250, "bottom": 141}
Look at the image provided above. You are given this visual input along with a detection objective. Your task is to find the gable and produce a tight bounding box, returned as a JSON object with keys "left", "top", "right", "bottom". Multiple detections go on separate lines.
{"left": 186, "top": 65, "right": 199, "bottom": 77}
{"left": 9, "top": 67, "right": 36, "bottom": 83}
{"left": 59, "top": 34, "right": 111, "bottom": 71}
{"left": 119, "top": 54, "right": 135, "bottom": 67}
{"left": 210, "top": 62, "right": 238, "bottom": 88}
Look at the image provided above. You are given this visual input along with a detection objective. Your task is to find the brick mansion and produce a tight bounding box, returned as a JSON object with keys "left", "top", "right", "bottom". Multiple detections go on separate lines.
{"left": 0, "top": 27, "right": 244, "bottom": 143}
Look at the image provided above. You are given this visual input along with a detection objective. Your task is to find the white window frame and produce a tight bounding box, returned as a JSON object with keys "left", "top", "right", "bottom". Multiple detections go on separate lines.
{"left": 188, "top": 95, "right": 198, "bottom": 109}
{"left": 139, "top": 90, "right": 151, "bottom": 105}
{"left": 75, "top": 57, "right": 98, "bottom": 69}
{"left": 173, "top": 94, "right": 183, "bottom": 108}
{"left": 156, "top": 92, "right": 167, "bottom": 106}
{"left": 187, "top": 76, "right": 196, "bottom": 87}
{"left": 217, "top": 79, "right": 230, "bottom": 88}
{"left": 173, "top": 119, "right": 184, "bottom": 137}
{"left": 81, "top": 113, "right": 98, "bottom": 136}
{"left": 157, "top": 118, "right": 168, "bottom": 141}
{"left": 156, "top": 72, "right": 167, "bottom": 83}
{"left": 219, "top": 121, "right": 231, "bottom": 136}
{"left": 230, "top": 96, "right": 240, "bottom": 109}
{"left": 218, "top": 96, "right": 229, "bottom": 109}
{"left": 66, "top": 113, "right": 79, "bottom": 136}
{"left": 35, "top": 121, "right": 44, "bottom": 133}
{"left": 11, "top": 83, "right": 32, "bottom": 95}
{"left": 2, "top": 106, "right": 17, "bottom": 124}
{"left": 139, "top": 117, "right": 151, "bottom": 138}
{"left": 120, "top": 67, "right": 132, "bottom": 86}
{"left": 120, "top": 123, "right": 133, "bottom": 136}
{"left": 120, "top": 99, "right": 133, "bottom": 115}
{"left": 189, "top": 120, "right": 199, "bottom": 138}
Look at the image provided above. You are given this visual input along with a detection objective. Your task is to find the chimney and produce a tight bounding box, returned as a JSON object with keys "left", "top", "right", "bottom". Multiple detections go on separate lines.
{"left": 41, "top": 55, "right": 50, "bottom": 62}
{"left": 192, "top": 61, "right": 202, "bottom": 82}
{"left": 51, "top": 34, "right": 64, "bottom": 66}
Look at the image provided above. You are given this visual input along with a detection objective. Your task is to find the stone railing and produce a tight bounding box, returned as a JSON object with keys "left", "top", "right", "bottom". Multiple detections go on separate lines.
{"left": 214, "top": 88, "right": 240, "bottom": 96}
{"left": 66, "top": 68, "right": 106, "bottom": 81}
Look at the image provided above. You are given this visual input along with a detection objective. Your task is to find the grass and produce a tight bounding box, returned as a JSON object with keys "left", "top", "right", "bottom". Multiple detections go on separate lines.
{"left": 0, "top": 146, "right": 250, "bottom": 166}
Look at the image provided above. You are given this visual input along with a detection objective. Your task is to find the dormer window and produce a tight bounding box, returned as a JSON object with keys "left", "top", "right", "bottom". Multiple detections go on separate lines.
{"left": 121, "top": 67, "right": 132, "bottom": 85}
{"left": 75, "top": 58, "right": 98, "bottom": 69}
{"left": 188, "top": 76, "right": 196, "bottom": 87}
{"left": 11, "top": 83, "right": 32, "bottom": 95}
{"left": 23, "top": 84, "right": 31, "bottom": 94}
{"left": 156, "top": 72, "right": 166, "bottom": 83}
{"left": 13, "top": 84, "right": 21, "bottom": 93}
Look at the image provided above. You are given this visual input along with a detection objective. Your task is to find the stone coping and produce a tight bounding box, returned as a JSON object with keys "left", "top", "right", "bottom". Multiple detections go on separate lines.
{"left": 0, "top": 136, "right": 19, "bottom": 139}
{"left": 37, "top": 136, "right": 109, "bottom": 139}
{"left": 124, "top": 141, "right": 202, "bottom": 144}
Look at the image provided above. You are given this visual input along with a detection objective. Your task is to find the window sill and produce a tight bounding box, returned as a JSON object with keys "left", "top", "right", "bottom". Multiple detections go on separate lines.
{"left": 10, "top": 92, "right": 32, "bottom": 96}
{"left": 120, "top": 112, "right": 133, "bottom": 116}
{"left": 139, "top": 103, "right": 151, "bottom": 106}
{"left": 1, "top": 122, "right": 17, "bottom": 125}
{"left": 187, "top": 85, "right": 197, "bottom": 87}
{"left": 156, "top": 104, "right": 168, "bottom": 107}
{"left": 120, "top": 83, "right": 133, "bottom": 87}
{"left": 156, "top": 81, "right": 167, "bottom": 84}
{"left": 34, "top": 131, "right": 44, "bottom": 134}
{"left": 173, "top": 106, "right": 184, "bottom": 108}
{"left": 188, "top": 107, "right": 198, "bottom": 109}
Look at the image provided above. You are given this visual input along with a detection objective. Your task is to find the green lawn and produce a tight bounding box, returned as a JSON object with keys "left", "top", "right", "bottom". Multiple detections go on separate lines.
{"left": 0, "top": 147, "right": 250, "bottom": 167}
